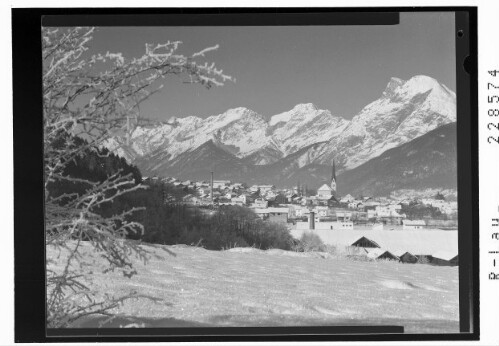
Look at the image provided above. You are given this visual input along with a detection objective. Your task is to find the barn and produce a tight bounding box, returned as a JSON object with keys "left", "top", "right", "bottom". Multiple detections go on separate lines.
{"left": 430, "top": 251, "right": 459, "bottom": 266}
{"left": 351, "top": 236, "right": 380, "bottom": 248}
{"left": 398, "top": 251, "right": 419, "bottom": 264}
{"left": 377, "top": 250, "right": 400, "bottom": 261}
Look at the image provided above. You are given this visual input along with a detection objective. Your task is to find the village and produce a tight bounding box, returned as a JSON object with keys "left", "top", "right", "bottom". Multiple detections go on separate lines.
{"left": 142, "top": 162, "right": 459, "bottom": 267}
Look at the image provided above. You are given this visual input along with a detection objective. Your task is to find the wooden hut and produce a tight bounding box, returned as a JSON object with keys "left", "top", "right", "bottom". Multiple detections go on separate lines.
{"left": 377, "top": 250, "right": 400, "bottom": 261}
{"left": 398, "top": 251, "right": 419, "bottom": 264}
{"left": 351, "top": 236, "right": 380, "bottom": 248}
{"left": 430, "top": 251, "right": 459, "bottom": 266}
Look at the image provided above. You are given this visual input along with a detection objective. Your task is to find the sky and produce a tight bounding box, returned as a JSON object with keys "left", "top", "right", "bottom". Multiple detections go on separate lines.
{"left": 86, "top": 12, "right": 456, "bottom": 121}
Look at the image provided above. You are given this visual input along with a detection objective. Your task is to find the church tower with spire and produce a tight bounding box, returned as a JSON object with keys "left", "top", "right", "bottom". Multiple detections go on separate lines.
{"left": 330, "top": 160, "right": 337, "bottom": 195}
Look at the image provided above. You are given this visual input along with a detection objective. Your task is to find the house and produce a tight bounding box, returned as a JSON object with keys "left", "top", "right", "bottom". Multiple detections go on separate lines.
{"left": 403, "top": 220, "right": 426, "bottom": 230}
{"left": 348, "top": 201, "right": 360, "bottom": 209}
{"left": 335, "top": 211, "right": 352, "bottom": 222}
{"left": 257, "top": 185, "right": 275, "bottom": 194}
{"left": 377, "top": 250, "right": 400, "bottom": 261}
{"left": 375, "top": 204, "right": 402, "bottom": 217}
{"left": 314, "top": 206, "right": 330, "bottom": 218}
{"left": 364, "top": 201, "right": 381, "bottom": 208}
{"left": 340, "top": 194, "right": 355, "bottom": 204}
{"left": 249, "top": 185, "right": 260, "bottom": 193}
{"left": 230, "top": 198, "right": 245, "bottom": 206}
{"left": 317, "top": 184, "right": 333, "bottom": 199}
{"left": 252, "top": 198, "right": 268, "bottom": 208}
{"left": 291, "top": 206, "right": 308, "bottom": 218}
{"left": 265, "top": 190, "right": 277, "bottom": 199}
{"left": 295, "top": 220, "right": 354, "bottom": 231}
{"left": 254, "top": 207, "right": 289, "bottom": 224}
{"left": 198, "top": 187, "right": 211, "bottom": 196}
{"left": 326, "top": 196, "right": 340, "bottom": 207}
{"left": 351, "top": 236, "right": 380, "bottom": 248}
{"left": 398, "top": 251, "right": 419, "bottom": 264}
{"left": 367, "top": 209, "right": 377, "bottom": 219}
{"left": 225, "top": 192, "right": 237, "bottom": 199}
{"left": 231, "top": 194, "right": 247, "bottom": 205}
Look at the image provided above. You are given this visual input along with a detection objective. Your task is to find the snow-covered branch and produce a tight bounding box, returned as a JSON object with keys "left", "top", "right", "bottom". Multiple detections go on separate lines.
{"left": 43, "top": 26, "right": 233, "bottom": 327}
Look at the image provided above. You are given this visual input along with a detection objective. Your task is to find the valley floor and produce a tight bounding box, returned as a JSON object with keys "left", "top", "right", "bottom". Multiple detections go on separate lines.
{"left": 48, "top": 242, "right": 459, "bottom": 334}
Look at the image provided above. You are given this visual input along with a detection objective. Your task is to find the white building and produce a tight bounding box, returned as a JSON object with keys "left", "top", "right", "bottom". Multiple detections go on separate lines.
{"left": 231, "top": 194, "right": 247, "bottom": 205}
{"left": 295, "top": 221, "right": 354, "bottom": 231}
{"left": 348, "top": 201, "right": 362, "bottom": 209}
{"left": 317, "top": 184, "right": 333, "bottom": 199}
{"left": 265, "top": 190, "right": 277, "bottom": 199}
{"left": 403, "top": 220, "right": 426, "bottom": 230}
{"left": 288, "top": 205, "right": 308, "bottom": 218}
{"left": 252, "top": 198, "right": 268, "bottom": 209}
{"left": 335, "top": 211, "right": 352, "bottom": 221}
{"left": 254, "top": 207, "right": 289, "bottom": 224}
{"left": 367, "top": 209, "right": 377, "bottom": 219}
{"left": 313, "top": 206, "right": 330, "bottom": 218}
{"left": 375, "top": 204, "right": 403, "bottom": 218}
{"left": 340, "top": 194, "right": 355, "bottom": 203}
{"left": 257, "top": 185, "right": 275, "bottom": 193}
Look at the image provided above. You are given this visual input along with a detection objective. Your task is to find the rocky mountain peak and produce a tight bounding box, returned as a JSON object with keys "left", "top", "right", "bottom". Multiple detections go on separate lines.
{"left": 382, "top": 77, "right": 405, "bottom": 98}
{"left": 292, "top": 103, "right": 318, "bottom": 113}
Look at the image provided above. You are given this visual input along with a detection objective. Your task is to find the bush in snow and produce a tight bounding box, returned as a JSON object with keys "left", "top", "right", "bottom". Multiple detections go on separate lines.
{"left": 297, "top": 232, "right": 327, "bottom": 252}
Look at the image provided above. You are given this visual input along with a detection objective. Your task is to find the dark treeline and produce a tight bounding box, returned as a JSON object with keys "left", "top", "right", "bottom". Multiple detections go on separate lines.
{"left": 47, "top": 138, "right": 294, "bottom": 250}
{"left": 110, "top": 181, "right": 294, "bottom": 250}
{"left": 47, "top": 134, "right": 142, "bottom": 199}
{"left": 400, "top": 200, "right": 444, "bottom": 220}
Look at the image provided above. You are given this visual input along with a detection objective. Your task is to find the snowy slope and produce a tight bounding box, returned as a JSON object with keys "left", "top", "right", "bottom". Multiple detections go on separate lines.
{"left": 50, "top": 242, "right": 459, "bottom": 333}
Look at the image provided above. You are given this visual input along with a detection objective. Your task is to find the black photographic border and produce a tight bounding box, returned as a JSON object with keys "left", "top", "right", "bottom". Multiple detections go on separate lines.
{"left": 13, "top": 7, "right": 479, "bottom": 343}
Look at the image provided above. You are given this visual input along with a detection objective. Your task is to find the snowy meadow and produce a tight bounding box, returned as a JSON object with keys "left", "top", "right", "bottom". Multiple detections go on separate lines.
{"left": 48, "top": 241, "right": 459, "bottom": 333}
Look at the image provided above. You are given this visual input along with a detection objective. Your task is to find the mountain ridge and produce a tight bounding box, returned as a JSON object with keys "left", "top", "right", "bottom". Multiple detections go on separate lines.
{"left": 105, "top": 75, "right": 456, "bottom": 191}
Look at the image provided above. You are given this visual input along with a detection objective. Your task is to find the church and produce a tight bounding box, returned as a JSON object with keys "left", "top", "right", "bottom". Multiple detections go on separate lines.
{"left": 316, "top": 161, "right": 339, "bottom": 204}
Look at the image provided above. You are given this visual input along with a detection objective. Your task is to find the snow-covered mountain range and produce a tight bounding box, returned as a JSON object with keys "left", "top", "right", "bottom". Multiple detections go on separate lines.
{"left": 106, "top": 75, "right": 456, "bottom": 186}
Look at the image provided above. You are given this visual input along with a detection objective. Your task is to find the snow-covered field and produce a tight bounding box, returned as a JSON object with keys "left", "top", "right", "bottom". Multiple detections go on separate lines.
{"left": 47, "top": 242, "right": 459, "bottom": 333}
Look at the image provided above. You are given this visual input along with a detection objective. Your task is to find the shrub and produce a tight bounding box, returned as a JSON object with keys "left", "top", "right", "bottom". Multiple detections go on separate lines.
{"left": 417, "top": 255, "right": 431, "bottom": 264}
{"left": 298, "top": 232, "right": 327, "bottom": 252}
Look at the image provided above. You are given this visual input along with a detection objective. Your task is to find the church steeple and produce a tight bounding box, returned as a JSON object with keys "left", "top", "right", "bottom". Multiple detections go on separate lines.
{"left": 330, "top": 160, "right": 337, "bottom": 193}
